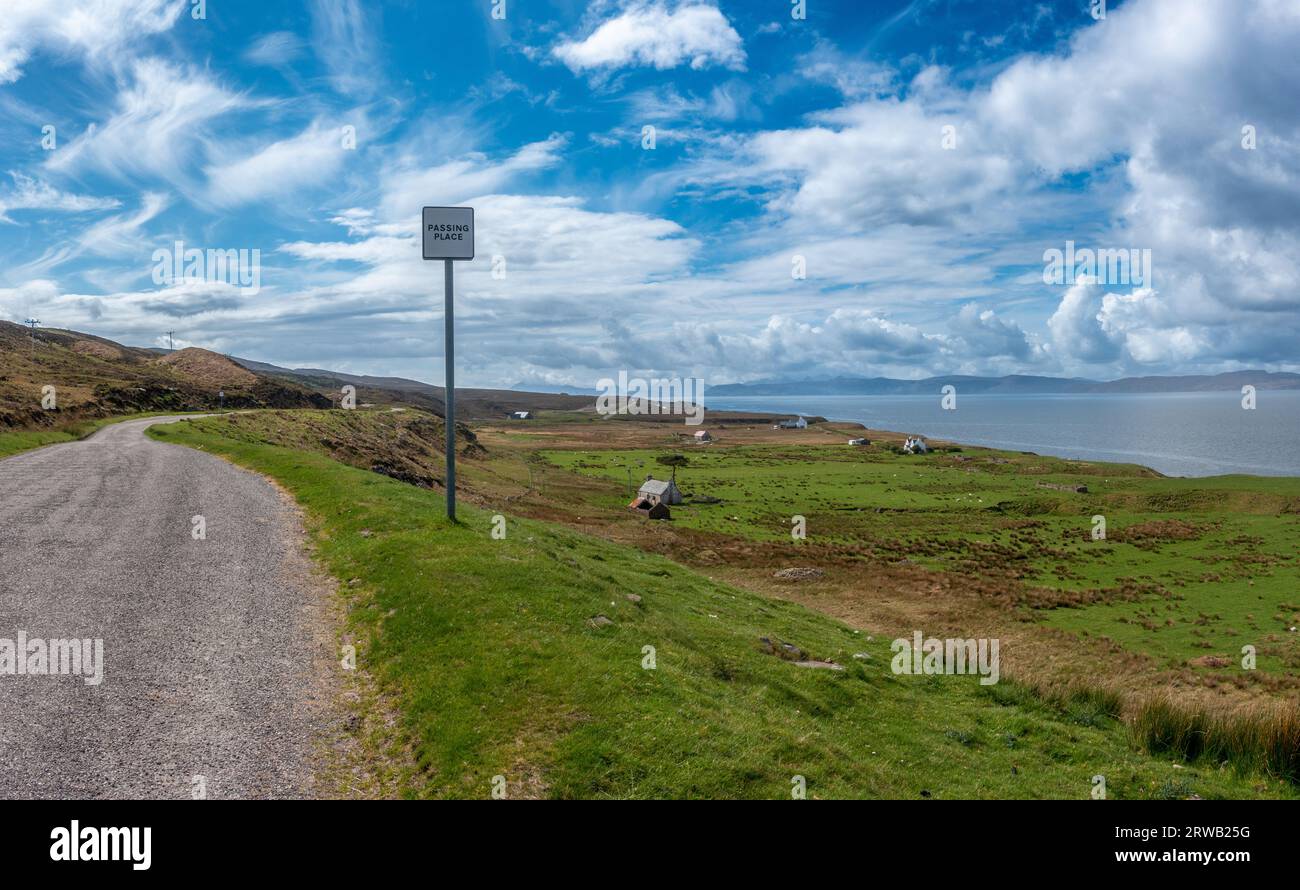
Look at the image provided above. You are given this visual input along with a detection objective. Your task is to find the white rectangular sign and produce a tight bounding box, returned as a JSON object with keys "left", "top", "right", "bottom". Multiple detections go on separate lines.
{"left": 422, "top": 206, "right": 475, "bottom": 260}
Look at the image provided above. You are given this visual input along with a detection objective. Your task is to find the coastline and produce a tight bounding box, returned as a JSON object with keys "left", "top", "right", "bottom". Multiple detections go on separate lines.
{"left": 705, "top": 391, "right": 1300, "bottom": 479}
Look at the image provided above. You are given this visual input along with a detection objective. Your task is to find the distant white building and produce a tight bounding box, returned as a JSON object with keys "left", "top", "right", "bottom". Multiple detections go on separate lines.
{"left": 775, "top": 416, "right": 808, "bottom": 430}
{"left": 903, "top": 436, "right": 929, "bottom": 454}
{"left": 848, "top": 437, "right": 869, "bottom": 446}
{"left": 510, "top": 410, "right": 533, "bottom": 420}
{"left": 694, "top": 430, "right": 713, "bottom": 443}
{"left": 637, "top": 477, "right": 683, "bottom": 506}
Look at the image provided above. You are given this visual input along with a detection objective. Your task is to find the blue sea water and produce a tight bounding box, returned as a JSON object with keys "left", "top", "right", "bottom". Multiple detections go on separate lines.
{"left": 707, "top": 391, "right": 1300, "bottom": 478}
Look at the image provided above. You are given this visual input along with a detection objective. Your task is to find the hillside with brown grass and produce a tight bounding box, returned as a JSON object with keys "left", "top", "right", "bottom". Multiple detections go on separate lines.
{"left": 0, "top": 320, "right": 330, "bottom": 428}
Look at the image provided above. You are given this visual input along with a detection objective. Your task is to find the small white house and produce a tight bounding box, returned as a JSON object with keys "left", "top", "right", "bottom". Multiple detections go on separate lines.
{"left": 510, "top": 410, "right": 533, "bottom": 420}
{"left": 694, "top": 430, "right": 713, "bottom": 443}
{"left": 776, "top": 416, "right": 808, "bottom": 430}
{"left": 637, "top": 477, "right": 683, "bottom": 506}
{"left": 903, "top": 436, "right": 929, "bottom": 454}
{"left": 848, "top": 437, "right": 869, "bottom": 446}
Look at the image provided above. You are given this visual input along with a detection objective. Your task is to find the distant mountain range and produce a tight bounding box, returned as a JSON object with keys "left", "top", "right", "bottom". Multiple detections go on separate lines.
{"left": 227, "top": 356, "right": 593, "bottom": 417}
{"left": 509, "top": 382, "right": 601, "bottom": 396}
{"left": 707, "top": 371, "right": 1300, "bottom": 396}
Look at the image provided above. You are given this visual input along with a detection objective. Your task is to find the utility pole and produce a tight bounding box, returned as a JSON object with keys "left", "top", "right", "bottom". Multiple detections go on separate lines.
{"left": 24, "top": 318, "right": 39, "bottom": 351}
{"left": 166, "top": 331, "right": 175, "bottom": 351}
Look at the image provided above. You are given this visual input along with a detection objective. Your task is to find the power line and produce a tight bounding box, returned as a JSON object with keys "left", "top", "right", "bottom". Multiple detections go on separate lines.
{"left": 24, "top": 318, "right": 39, "bottom": 350}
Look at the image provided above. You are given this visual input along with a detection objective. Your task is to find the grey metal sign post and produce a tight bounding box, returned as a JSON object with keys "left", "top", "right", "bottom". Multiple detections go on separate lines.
{"left": 422, "top": 206, "right": 475, "bottom": 521}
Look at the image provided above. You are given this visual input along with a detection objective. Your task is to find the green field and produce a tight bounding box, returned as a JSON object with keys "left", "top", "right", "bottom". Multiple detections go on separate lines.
{"left": 541, "top": 444, "right": 1300, "bottom": 676}
{"left": 142, "top": 412, "right": 1296, "bottom": 798}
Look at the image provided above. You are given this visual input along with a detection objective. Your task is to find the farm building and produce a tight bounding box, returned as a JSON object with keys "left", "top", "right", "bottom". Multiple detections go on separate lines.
{"left": 775, "top": 416, "right": 808, "bottom": 430}
{"left": 637, "top": 477, "right": 683, "bottom": 506}
{"left": 903, "top": 436, "right": 929, "bottom": 454}
{"left": 509, "top": 410, "right": 533, "bottom": 420}
{"left": 694, "top": 430, "right": 713, "bottom": 443}
{"left": 625, "top": 499, "right": 671, "bottom": 520}
{"left": 848, "top": 437, "right": 869, "bottom": 446}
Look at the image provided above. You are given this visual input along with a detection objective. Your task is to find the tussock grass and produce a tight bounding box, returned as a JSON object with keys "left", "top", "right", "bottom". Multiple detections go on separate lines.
{"left": 985, "top": 678, "right": 1124, "bottom": 730}
{"left": 1132, "top": 695, "right": 1300, "bottom": 784}
{"left": 1005, "top": 672, "right": 1300, "bottom": 785}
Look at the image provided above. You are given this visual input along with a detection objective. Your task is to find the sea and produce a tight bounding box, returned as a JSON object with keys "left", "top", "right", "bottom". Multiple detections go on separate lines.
{"left": 706, "top": 391, "right": 1300, "bottom": 478}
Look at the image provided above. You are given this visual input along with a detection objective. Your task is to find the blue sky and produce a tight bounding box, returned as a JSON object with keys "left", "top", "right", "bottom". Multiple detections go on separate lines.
{"left": 1, "top": 0, "right": 1298, "bottom": 387}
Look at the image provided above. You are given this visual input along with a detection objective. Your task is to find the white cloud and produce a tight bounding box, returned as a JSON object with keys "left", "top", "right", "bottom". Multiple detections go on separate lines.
{"left": 10, "top": 192, "right": 168, "bottom": 278}
{"left": 377, "top": 135, "right": 568, "bottom": 223}
{"left": 244, "top": 31, "right": 305, "bottom": 67}
{"left": 45, "top": 58, "right": 253, "bottom": 195}
{"left": 795, "top": 40, "right": 895, "bottom": 99}
{"left": 9, "top": 0, "right": 1300, "bottom": 384}
{"left": 950, "top": 303, "right": 1040, "bottom": 362}
{"left": 309, "top": 0, "right": 380, "bottom": 96}
{"left": 554, "top": 2, "right": 745, "bottom": 74}
{"left": 628, "top": 81, "right": 757, "bottom": 123}
{"left": 0, "top": 174, "right": 121, "bottom": 222}
{"left": 0, "top": 0, "right": 183, "bottom": 84}
{"left": 205, "top": 121, "right": 352, "bottom": 207}
{"left": 678, "top": 0, "right": 1300, "bottom": 374}
{"left": 1046, "top": 277, "right": 1121, "bottom": 367}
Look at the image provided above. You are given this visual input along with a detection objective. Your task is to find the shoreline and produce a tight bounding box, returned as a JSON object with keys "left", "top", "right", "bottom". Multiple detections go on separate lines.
{"left": 704, "top": 391, "right": 1300, "bottom": 479}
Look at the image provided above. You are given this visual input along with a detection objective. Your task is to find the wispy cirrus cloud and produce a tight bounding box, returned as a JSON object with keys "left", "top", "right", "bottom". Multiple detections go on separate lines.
{"left": 0, "top": 173, "right": 121, "bottom": 223}
{"left": 0, "top": 0, "right": 184, "bottom": 84}
{"left": 205, "top": 120, "right": 356, "bottom": 207}
{"left": 309, "top": 0, "right": 382, "bottom": 97}
{"left": 45, "top": 58, "right": 254, "bottom": 197}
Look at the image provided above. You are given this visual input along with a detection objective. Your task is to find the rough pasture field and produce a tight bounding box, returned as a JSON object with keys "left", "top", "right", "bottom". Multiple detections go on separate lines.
{"left": 527, "top": 431, "right": 1300, "bottom": 701}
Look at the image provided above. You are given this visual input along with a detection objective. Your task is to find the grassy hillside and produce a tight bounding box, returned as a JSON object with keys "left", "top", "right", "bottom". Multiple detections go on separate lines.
{"left": 147, "top": 411, "right": 1293, "bottom": 799}
{"left": 0, "top": 320, "right": 330, "bottom": 429}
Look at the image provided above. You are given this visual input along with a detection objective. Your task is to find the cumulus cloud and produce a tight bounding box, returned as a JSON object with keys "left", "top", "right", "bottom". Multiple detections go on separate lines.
{"left": 1047, "top": 278, "right": 1120, "bottom": 365}
{"left": 692, "top": 87, "right": 1019, "bottom": 234}
{"left": 950, "top": 303, "right": 1039, "bottom": 362}
{"left": 677, "top": 0, "right": 1300, "bottom": 375}
{"left": 554, "top": 2, "right": 745, "bottom": 74}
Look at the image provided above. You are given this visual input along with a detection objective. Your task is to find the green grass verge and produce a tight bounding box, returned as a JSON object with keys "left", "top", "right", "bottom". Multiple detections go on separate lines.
{"left": 146, "top": 414, "right": 1293, "bottom": 799}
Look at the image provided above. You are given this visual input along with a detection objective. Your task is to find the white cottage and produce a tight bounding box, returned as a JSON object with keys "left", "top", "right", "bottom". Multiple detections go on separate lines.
{"left": 637, "top": 477, "right": 684, "bottom": 506}
{"left": 694, "top": 430, "right": 713, "bottom": 443}
{"left": 903, "top": 436, "right": 929, "bottom": 454}
{"left": 510, "top": 410, "right": 533, "bottom": 420}
{"left": 775, "top": 416, "right": 808, "bottom": 430}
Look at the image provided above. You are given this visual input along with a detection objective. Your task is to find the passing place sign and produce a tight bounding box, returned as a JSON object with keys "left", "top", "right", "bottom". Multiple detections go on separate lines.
{"left": 422, "top": 206, "right": 475, "bottom": 260}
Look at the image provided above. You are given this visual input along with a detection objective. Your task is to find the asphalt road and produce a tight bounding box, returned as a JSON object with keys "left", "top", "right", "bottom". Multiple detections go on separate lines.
{"left": 0, "top": 416, "right": 334, "bottom": 799}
